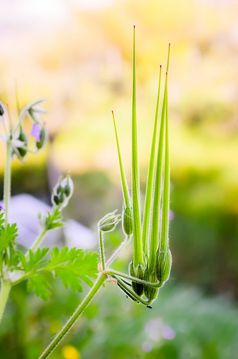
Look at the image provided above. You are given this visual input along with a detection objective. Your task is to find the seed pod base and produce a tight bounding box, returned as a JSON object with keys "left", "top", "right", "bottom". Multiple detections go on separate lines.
{"left": 129, "top": 261, "right": 144, "bottom": 297}
{"left": 122, "top": 206, "right": 133, "bottom": 236}
{"left": 156, "top": 248, "right": 172, "bottom": 286}
{"left": 144, "top": 267, "right": 159, "bottom": 303}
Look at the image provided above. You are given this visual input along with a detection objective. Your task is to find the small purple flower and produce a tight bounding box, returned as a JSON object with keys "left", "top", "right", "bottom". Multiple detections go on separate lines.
{"left": 169, "top": 210, "right": 174, "bottom": 221}
{"left": 31, "top": 123, "right": 41, "bottom": 142}
{"left": 0, "top": 204, "right": 4, "bottom": 211}
{"left": 162, "top": 325, "right": 176, "bottom": 340}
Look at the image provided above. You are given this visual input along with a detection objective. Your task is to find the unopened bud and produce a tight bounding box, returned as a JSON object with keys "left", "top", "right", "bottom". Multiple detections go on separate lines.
{"left": 98, "top": 210, "right": 121, "bottom": 232}
{"left": 12, "top": 127, "right": 28, "bottom": 160}
{"left": 17, "top": 127, "right": 28, "bottom": 158}
{"left": 0, "top": 104, "right": 4, "bottom": 116}
{"left": 51, "top": 175, "right": 74, "bottom": 209}
{"left": 36, "top": 126, "right": 46, "bottom": 149}
{"left": 122, "top": 205, "right": 133, "bottom": 235}
{"left": 156, "top": 248, "right": 172, "bottom": 285}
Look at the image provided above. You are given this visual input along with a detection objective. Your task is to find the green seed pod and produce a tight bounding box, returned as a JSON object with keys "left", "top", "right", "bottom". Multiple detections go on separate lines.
{"left": 122, "top": 206, "right": 133, "bottom": 235}
{"left": 36, "top": 127, "right": 46, "bottom": 149}
{"left": 156, "top": 248, "right": 172, "bottom": 285}
{"left": 144, "top": 267, "right": 159, "bottom": 303}
{"left": 98, "top": 210, "right": 121, "bottom": 232}
{"left": 129, "top": 261, "right": 144, "bottom": 297}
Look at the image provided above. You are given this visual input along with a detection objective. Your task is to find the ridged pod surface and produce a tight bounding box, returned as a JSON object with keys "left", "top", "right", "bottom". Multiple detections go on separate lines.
{"left": 129, "top": 261, "right": 144, "bottom": 296}
{"left": 156, "top": 248, "right": 172, "bottom": 285}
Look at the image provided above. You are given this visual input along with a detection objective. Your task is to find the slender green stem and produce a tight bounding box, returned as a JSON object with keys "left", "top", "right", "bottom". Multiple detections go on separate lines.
{"left": 131, "top": 26, "right": 143, "bottom": 267}
{"left": 26, "top": 228, "right": 48, "bottom": 255}
{"left": 106, "top": 235, "right": 131, "bottom": 266}
{"left": 3, "top": 139, "right": 12, "bottom": 224}
{"left": 106, "top": 269, "right": 160, "bottom": 288}
{"left": 142, "top": 66, "right": 162, "bottom": 254}
{"left": 0, "top": 280, "right": 11, "bottom": 324}
{"left": 39, "top": 273, "right": 106, "bottom": 359}
{"left": 99, "top": 230, "right": 106, "bottom": 270}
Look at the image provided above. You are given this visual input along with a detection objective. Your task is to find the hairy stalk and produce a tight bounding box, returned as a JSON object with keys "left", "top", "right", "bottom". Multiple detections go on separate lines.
{"left": 3, "top": 139, "right": 12, "bottom": 224}
{"left": 0, "top": 281, "right": 11, "bottom": 324}
{"left": 39, "top": 273, "right": 106, "bottom": 359}
{"left": 27, "top": 228, "right": 48, "bottom": 254}
{"left": 131, "top": 26, "right": 143, "bottom": 267}
{"left": 0, "top": 138, "right": 13, "bottom": 322}
{"left": 142, "top": 66, "right": 162, "bottom": 254}
{"left": 99, "top": 231, "right": 106, "bottom": 270}
{"left": 106, "top": 235, "right": 131, "bottom": 266}
{"left": 40, "top": 232, "right": 133, "bottom": 358}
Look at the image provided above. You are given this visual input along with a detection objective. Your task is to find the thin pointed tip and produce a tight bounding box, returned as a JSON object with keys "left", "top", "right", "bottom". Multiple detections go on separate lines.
{"left": 133, "top": 24, "right": 136, "bottom": 29}
{"left": 160, "top": 64, "right": 162, "bottom": 69}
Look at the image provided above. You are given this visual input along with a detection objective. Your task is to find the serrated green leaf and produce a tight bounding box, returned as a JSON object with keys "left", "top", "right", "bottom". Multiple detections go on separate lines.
{"left": 8, "top": 248, "right": 25, "bottom": 269}
{"left": 27, "top": 272, "right": 52, "bottom": 300}
{"left": 23, "top": 248, "right": 49, "bottom": 272}
{"left": 55, "top": 269, "right": 83, "bottom": 291}
{"left": 45, "top": 247, "right": 98, "bottom": 291}
{"left": 0, "top": 222, "right": 18, "bottom": 252}
{"left": 44, "top": 208, "right": 64, "bottom": 230}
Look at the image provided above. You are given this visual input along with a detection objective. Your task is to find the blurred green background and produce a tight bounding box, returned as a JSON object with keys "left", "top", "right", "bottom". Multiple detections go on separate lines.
{"left": 0, "top": 0, "right": 238, "bottom": 358}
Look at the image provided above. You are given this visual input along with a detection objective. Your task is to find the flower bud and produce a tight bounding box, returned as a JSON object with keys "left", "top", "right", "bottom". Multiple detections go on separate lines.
{"left": 36, "top": 126, "right": 46, "bottom": 149}
{"left": 0, "top": 104, "right": 4, "bottom": 116}
{"left": 51, "top": 175, "right": 74, "bottom": 209}
{"left": 129, "top": 261, "right": 144, "bottom": 296}
{"left": 122, "top": 205, "right": 133, "bottom": 236}
{"left": 98, "top": 210, "right": 121, "bottom": 232}
{"left": 12, "top": 127, "right": 28, "bottom": 160}
{"left": 17, "top": 127, "right": 28, "bottom": 158}
{"left": 31, "top": 122, "right": 46, "bottom": 150}
{"left": 156, "top": 248, "right": 172, "bottom": 285}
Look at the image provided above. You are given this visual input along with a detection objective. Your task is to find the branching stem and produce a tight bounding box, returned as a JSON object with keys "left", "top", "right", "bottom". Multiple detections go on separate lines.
{"left": 3, "top": 139, "right": 12, "bottom": 224}
{"left": 0, "top": 281, "right": 11, "bottom": 324}
{"left": 39, "top": 273, "right": 106, "bottom": 359}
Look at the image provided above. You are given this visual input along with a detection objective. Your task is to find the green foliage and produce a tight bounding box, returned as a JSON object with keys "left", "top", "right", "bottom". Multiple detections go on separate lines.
{"left": 1, "top": 284, "right": 238, "bottom": 359}
{"left": 0, "top": 212, "right": 18, "bottom": 268}
{"left": 0, "top": 223, "right": 18, "bottom": 253}
{"left": 21, "top": 248, "right": 98, "bottom": 300}
{"left": 27, "top": 273, "right": 52, "bottom": 300}
{"left": 22, "top": 248, "right": 49, "bottom": 272}
{"left": 43, "top": 208, "right": 64, "bottom": 230}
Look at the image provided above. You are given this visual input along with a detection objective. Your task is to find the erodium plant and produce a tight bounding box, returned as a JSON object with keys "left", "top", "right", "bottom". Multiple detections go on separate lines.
{"left": 0, "top": 27, "right": 172, "bottom": 358}
{"left": 0, "top": 99, "right": 98, "bottom": 330}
